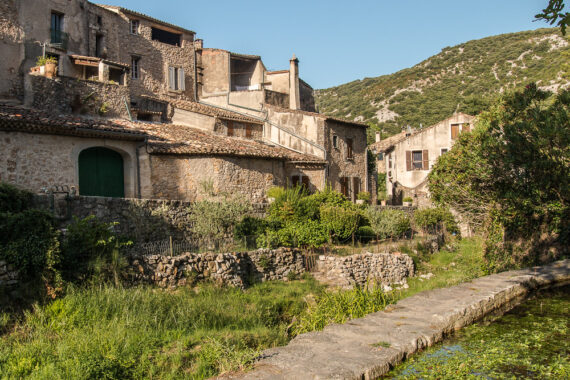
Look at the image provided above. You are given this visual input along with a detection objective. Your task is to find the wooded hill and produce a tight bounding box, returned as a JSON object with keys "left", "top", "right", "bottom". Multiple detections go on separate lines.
{"left": 314, "top": 28, "right": 569, "bottom": 142}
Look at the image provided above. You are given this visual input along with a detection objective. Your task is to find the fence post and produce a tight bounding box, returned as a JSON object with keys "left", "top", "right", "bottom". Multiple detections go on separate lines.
{"left": 169, "top": 235, "right": 173, "bottom": 256}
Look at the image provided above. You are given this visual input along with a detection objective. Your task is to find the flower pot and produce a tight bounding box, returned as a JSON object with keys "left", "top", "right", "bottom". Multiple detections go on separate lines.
{"left": 45, "top": 62, "right": 57, "bottom": 78}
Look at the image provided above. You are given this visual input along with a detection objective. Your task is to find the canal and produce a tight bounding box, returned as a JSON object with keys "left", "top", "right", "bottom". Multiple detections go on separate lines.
{"left": 386, "top": 285, "right": 569, "bottom": 379}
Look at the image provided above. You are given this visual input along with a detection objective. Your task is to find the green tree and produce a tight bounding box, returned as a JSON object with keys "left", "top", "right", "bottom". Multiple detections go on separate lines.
{"left": 535, "top": 0, "right": 569, "bottom": 35}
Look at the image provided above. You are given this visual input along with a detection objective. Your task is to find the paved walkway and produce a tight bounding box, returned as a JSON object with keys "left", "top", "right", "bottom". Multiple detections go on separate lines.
{"left": 224, "top": 260, "right": 570, "bottom": 379}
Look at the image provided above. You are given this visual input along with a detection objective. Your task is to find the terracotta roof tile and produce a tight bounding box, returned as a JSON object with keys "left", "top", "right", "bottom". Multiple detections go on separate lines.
{"left": 164, "top": 98, "right": 263, "bottom": 124}
{"left": 0, "top": 105, "right": 145, "bottom": 141}
{"left": 0, "top": 104, "right": 323, "bottom": 162}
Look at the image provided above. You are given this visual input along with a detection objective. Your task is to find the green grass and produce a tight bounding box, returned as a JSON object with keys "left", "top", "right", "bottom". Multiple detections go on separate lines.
{"left": 0, "top": 279, "right": 324, "bottom": 379}
{"left": 0, "top": 238, "right": 485, "bottom": 379}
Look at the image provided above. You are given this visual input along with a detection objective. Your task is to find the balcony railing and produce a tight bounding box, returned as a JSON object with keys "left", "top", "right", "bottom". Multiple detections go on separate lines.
{"left": 50, "top": 29, "right": 69, "bottom": 50}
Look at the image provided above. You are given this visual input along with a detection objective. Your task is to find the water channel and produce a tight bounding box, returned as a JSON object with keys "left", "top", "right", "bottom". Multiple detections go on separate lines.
{"left": 386, "top": 285, "right": 569, "bottom": 379}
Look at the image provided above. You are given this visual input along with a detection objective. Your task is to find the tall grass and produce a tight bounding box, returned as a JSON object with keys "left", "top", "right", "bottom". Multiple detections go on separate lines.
{"left": 0, "top": 238, "right": 485, "bottom": 379}
{"left": 0, "top": 279, "right": 323, "bottom": 379}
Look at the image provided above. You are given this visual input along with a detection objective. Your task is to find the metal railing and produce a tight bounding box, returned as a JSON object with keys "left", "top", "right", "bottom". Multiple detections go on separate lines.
{"left": 50, "top": 29, "right": 69, "bottom": 50}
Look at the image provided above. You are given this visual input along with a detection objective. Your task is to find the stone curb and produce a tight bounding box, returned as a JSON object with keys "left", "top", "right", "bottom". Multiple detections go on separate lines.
{"left": 222, "top": 259, "right": 570, "bottom": 379}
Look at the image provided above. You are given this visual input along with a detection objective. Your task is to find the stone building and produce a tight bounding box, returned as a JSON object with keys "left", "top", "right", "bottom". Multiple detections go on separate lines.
{"left": 0, "top": 0, "right": 368, "bottom": 202}
{"left": 370, "top": 113, "right": 474, "bottom": 206}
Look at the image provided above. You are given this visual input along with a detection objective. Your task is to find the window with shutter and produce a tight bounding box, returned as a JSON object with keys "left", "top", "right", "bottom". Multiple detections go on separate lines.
{"left": 227, "top": 121, "right": 234, "bottom": 136}
{"left": 168, "top": 67, "right": 176, "bottom": 90}
{"left": 422, "top": 149, "right": 429, "bottom": 170}
{"left": 451, "top": 124, "right": 460, "bottom": 140}
{"left": 245, "top": 124, "right": 252, "bottom": 138}
{"left": 346, "top": 138, "right": 353, "bottom": 159}
{"left": 178, "top": 67, "right": 185, "bottom": 91}
{"left": 352, "top": 177, "right": 360, "bottom": 200}
{"left": 340, "top": 177, "right": 349, "bottom": 197}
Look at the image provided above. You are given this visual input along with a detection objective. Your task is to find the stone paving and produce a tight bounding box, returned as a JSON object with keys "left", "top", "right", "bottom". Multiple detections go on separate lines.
{"left": 223, "top": 259, "right": 570, "bottom": 379}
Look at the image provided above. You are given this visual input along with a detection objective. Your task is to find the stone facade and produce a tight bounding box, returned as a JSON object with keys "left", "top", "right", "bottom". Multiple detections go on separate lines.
{"left": 148, "top": 155, "right": 287, "bottom": 202}
{"left": 30, "top": 75, "right": 130, "bottom": 118}
{"left": 0, "top": 131, "right": 141, "bottom": 198}
{"left": 314, "top": 252, "right": 415, "bottom": 289}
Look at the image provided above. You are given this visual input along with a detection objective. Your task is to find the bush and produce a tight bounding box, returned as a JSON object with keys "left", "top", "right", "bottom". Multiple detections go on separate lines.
{"left": 367, "top": 208, "right": 411, "bottom": 240}
{"left": 189, "top": 197, "right": 252, "bottom": 243}
{"left": 414, "top": 207, "right": 459, "bottom": 235}
{"left": 356, "top": 226, "right": 375, "bottom": 243}
{"left": 0, "top": 183, "right": 34, "bottom": 213}
{"left": 320, "top": 204, "right": 360, "bottom": 242}
{"left": 357, "top": 191, "right": 371, "bottom": 202}
{"left": 403, "top": 197, "right": 413, "bottom": 203}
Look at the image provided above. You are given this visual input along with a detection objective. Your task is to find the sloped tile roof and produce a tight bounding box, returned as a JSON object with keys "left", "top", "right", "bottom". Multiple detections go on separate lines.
{"left": 96, "top": 4, "right": 195, "bottom": 35}
{"left": 0, "top": 105, "right": 145, "bottom": 141}
{"left": 162, "top": 97, "right": 263, "bottom": 124}
{"left": 265, "top": 104, "right": 368, "bottom": 128}
{"left": 0, "top": 104, "right": 324, "bottom": 163}
{"left": 369, "top": 131, "right": 408, "bottom": 153}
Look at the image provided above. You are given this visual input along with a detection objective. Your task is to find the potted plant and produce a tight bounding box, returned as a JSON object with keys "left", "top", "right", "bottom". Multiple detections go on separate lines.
{"left": 403, "top": 196, "right": 413, "bottom": 207}
{"left": 356, "top": 191, "right": 370, "bottom": 205}
{"left": 44, "top": 57, "right": 58, "bottom": 78}
{"left": 378, "top": 190, "right": 387, "bottom": 206}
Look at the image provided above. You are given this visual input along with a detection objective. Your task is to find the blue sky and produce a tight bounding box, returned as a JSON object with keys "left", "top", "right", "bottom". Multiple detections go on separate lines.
{"left": 102, "top": 0, "right": 554, "bottom": 89}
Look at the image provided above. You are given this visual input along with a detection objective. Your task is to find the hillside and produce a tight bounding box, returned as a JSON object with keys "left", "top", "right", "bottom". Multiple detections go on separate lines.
{"left": 315, "top": 28, "right": 570, "bottom": 141}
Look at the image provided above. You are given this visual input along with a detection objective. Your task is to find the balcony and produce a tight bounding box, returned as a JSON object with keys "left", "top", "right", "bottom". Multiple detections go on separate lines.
{"left": 50, "top": 29, "right": 69, "bottom": 50}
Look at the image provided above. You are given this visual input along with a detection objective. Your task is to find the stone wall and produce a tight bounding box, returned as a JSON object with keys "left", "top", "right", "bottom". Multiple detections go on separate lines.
{"left": 149, "top": 155, "right": 287, "bottom": 202}
{"left": 0, "top": 260, "right": 18, "bottom": 288}
{"left": 264, "top": 90, "right": 289, "bottom": 108}
{"left": 128, "top": 247, "right": 305, "bottom": 288}
{"left": 314, "top": 252, "right": 414, "bottom": 289}
{"left": 34, "top": 194, "right": 268, "bottom": 242}
{"left": 30, "top": 75, "right": 130, "bottom": 118}
{"left": 0, "top": 0, "right": 23, "bottom": 99}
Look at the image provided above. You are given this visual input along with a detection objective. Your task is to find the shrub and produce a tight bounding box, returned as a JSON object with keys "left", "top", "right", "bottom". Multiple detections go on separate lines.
{"left": 0, "top": 182, "right": 33, "bottom": 213}
{"left": 414, "top": 207, "right": 459, "bottom": 235}
{"left": 320, "top": 204, "right": 360, "bottom": 242}
{"left": 189, "top": 197, "right": 252, "bottom": 243}
{"left": 357, "top": 191, "right": 371, "bottom": 202}
{"left": 403, "top": 197, "right": 413, "bottom": 203}
{"left": 356, "top": 226, "right": 375, "bottom": 243}
{"left": 234, "top": 216, "right": 267, "bottom": 247}
{"left": 367, "top": 208, "right": 411, "bottom": 240}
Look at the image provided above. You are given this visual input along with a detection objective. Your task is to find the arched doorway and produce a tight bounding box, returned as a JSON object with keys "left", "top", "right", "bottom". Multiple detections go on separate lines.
{"left": 78, "top": 147, "right": 125, "bottom": 197}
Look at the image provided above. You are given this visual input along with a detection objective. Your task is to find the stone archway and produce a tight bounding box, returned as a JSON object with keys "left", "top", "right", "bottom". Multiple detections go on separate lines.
{"left": 78, "top": 147, "right": 125, "bottom": 197}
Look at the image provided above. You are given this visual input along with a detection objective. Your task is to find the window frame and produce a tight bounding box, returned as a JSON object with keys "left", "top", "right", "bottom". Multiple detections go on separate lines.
{"left": 412, "top": 150, "right": 423, "bottom": 170}
{"left": 131, "top": 56, "right": 140, "bottom": 80}
{"left": 130, "top": 19, "right": 139, "bottom": 35}
{"left": 346, "top": 138, "right": 353, "bottom": 160}
{"left": 332, "top": 135, "right": 338, "bottom": 149}
{"left": 168, "top": 66, "right": 185, "bottom": 91}
{"left": 441, "top": 148, "right": 448, "bottom": 155}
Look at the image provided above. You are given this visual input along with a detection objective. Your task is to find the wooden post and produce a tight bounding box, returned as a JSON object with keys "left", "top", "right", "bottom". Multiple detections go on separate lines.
{"left": 169, "top": 236, "right": 173, "bottom": 256}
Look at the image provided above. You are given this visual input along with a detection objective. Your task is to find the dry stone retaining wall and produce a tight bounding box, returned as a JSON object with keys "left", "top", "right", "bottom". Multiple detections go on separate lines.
{"left": 315, "top": 252, "right": 415, "bottom": 289}
{"left": 0, "top": 260, "right": 18, "bottom": 287}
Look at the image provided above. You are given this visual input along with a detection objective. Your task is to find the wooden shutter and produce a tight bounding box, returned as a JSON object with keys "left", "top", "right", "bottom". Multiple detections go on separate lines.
{"left": 340, "top": 177, "right": 349, "bottom": 197}
{"left": 178, "top": 67, "right": 185, "bottom": 91}
{"left": 245, "top": 124, "right": 252, "bottom": 138}
{"left": 346, "top": 138, "right": 353, "bottom": 159}
{"left": 422, "top": 150, "right": 429, "bottom": 170}
{"left": 227, "top": 121, "right": 234, "bottom": 136}
{"left": 168, "top": 67, "right": 175, "bottom": 90}
{"left": 405, "top": 150, "right": 412, "bottom": 171}
{"left": 451, "top": 124, "right": 459, "bottom": 140}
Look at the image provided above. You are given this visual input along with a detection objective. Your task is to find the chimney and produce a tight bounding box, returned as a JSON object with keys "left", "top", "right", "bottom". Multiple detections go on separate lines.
{"left": 194, "top": 39, "right": 203, "bottom": 49}
{"left": 375, "top": 131, "right": 381, "bottom": 143}
{"left": 289, "top": 54, "right": 300, "bottom": 110}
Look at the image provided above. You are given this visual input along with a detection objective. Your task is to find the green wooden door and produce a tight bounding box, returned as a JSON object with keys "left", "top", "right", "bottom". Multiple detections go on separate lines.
{"left": 78, "top": 147, "right": 125, "bottom": 197}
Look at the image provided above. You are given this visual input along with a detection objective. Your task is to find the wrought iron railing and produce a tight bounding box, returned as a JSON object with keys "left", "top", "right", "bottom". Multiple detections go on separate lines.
{"left": 50, "top": 29, "right": 69, "bottom": 50}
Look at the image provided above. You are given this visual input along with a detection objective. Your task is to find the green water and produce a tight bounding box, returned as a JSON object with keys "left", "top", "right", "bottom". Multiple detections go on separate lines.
{"left": 386, "top": 286, "right": 570, "bottom": 379}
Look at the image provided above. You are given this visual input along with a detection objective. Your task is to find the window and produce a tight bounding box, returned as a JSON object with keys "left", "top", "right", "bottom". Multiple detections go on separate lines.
{"left": 168, "top": 66, "right": 185, "bottom": 91}
{"left": 441, "top": 148, "right": 448, "bottom": 155}
{"left": 97, "top": 16, "right": 102, "bottom": 26}
{"left": 227, "top": 121, "right": 234, "bottom": 137}
{"left": 406, "top": 150, "right": 429, "bottom": 171}
{"left": 291, "top": 175, "right": 300, "bottom": 187}
{"left": 340, "top": 177, "right": 349, "bottom": 197}
{"left": 346, "top": 138, "right": 353, "bottom": 159}
{"left": 377, "top": 152, "right": 384, "bottom": 161}
{"left": 152, "top": 27, "right": 181, "bottom": 46}
{"left": 451, "top": 123, "right": 460, "bottom": 140}
{"left": 352, "top": 177, "right": 360, "bottom": 201}
{"left": 130, "top": 20, "right": 139, "bottom": 35}
{"left": 95, "top": 34, "right": 104, "bottom": 57}
{"left": 245, "top": 124, "right": 252, "bottom": 138}
{"left": 50, "top": 12, "right": 64, "bottom": 43}
{"left": 332, "top": 135, "right": 338, "bottom": 149}
{"left": 131, "top": 56, "right": 140, "bottom": 79}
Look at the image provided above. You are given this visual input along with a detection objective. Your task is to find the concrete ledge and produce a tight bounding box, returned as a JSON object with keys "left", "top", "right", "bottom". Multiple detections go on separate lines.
{"left": 224, "top": 259, "right": 570, "bottom": 379}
